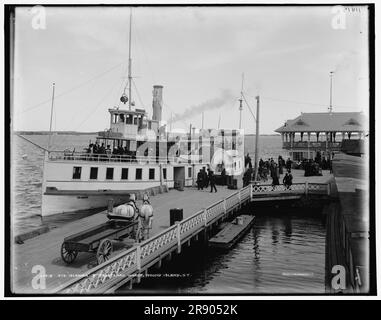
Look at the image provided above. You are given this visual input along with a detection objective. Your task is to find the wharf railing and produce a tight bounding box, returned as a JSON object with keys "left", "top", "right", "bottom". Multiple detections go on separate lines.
{"left": 56, "top": 182, "right": 329, "bottom": 294}
{"left": 251, "top": 182, "right": 329, "bottom": 196}
{"left": 282, "top": 141, "right": 342, "bottom": 150}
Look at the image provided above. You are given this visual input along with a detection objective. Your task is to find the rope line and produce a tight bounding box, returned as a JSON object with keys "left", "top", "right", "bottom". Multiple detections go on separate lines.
{"left": 52, "top": 76, "right": 121, "bottom": 148}
{"left": 242, "top": 93, "right": 256, "bottom": 121}
{"left": 244, "top": 93, "right": 363, "bottom": 110}
{"left": 15, "top": 62, "right": 125, "bottom": 117}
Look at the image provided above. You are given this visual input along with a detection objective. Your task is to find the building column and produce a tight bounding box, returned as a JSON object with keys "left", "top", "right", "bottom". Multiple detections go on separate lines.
{"left": 307, "top": 132, "right": 311, "bottom": 159}
{"left": 290, "top": 133, "right": 294, "bottom": 160}
{"left": 300, "top": 132, "right": 304, "bottom": 142}
{"left": 348, "top": 132, "right": 352, "bottom": 140}
{"left": 316, "top": 132, "right": 320, "bottom": 142}
{"left": 290, "top": 133, "right": 294, "bottom": 148}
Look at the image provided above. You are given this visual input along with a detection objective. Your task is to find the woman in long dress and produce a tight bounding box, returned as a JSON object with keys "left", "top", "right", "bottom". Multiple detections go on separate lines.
{"left": 271, "top": 163, "right": 280, "bottom": 188}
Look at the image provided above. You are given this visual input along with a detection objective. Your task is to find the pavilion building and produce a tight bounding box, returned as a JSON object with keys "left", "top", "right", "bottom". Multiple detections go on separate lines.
{"left": 275, "top": 112, "right": 367, "bottom": 162}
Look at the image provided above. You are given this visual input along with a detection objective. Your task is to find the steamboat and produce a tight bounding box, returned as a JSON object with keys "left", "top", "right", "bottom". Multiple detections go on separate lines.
{"left": 40, "top": 11, "right": 244, "bottom": 217}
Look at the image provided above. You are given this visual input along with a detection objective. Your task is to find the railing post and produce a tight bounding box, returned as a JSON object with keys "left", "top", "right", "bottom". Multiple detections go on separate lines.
{"left": 305, "top": 182, "right": 309, "bottom": 195}
{"left": 107, "top": 199, "right": 114, "bottom": 214}
{"left": 176, "top": 222, "right": 181, "bottom": 254}
{"left": 136, "top": 245, "right": 141, "bottom": 270}
{"left": 203, "top": 209, "right": 207, "bottom": 226}
{"left": 136, "top": 245, "right": 141, "bottom": 283}
{"left": 250, "top": 184, "right": 253, "bottom": 201}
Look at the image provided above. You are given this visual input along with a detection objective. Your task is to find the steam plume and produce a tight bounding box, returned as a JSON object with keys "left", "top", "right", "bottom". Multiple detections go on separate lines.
{"left": 170, "top": 89, "right": 235, "bottom": 123}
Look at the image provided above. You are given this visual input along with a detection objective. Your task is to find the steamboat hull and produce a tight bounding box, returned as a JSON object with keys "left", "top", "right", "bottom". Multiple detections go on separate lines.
{"left": 41, "top": 155, "right": 205, "bottom": 217}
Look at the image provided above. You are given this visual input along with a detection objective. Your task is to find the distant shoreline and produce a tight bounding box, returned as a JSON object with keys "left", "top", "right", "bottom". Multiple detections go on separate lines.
{"left": 14, "top": 131, "right": 98, "bottom": 135}
{"left": 245, "top": 134, "right": 280, "bottom": 137}
{"left": 14, "top": 131, "right": 279, "bottom": 136}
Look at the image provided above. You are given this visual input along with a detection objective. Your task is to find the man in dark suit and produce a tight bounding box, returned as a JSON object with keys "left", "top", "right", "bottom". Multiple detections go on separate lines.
{"left": 209, "top": 170, "right": 217, "bottom": 193}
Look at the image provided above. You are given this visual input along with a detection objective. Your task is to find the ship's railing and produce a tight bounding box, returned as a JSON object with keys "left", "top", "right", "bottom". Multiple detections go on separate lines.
{"left": 56, "top": 182, "right": 329, "bottom": 294}
{"left": 48, "top": 151, "right": 189, "bottom": 164}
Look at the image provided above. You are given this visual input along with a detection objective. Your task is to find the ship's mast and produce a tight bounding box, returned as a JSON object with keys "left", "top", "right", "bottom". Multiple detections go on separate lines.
{"left": 239, "top": 73, "right": 244, "bottom": 129}
{"left": 329, "top": 71, "right": 334, "bottom": 113}
{"left": 48, "top": 82, "right": 55, "bottom": 151}
{"left": 128, "top": 8, "right": 133, "bottom": 110}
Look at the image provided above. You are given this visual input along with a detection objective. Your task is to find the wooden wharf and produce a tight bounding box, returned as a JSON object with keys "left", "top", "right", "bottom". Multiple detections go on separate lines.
{"left": 12, "top": 170, "right": 332, "bottom": 294}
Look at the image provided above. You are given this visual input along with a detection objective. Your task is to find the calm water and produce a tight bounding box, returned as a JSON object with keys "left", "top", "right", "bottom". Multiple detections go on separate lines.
{"left": 12, "top": 133, "right": 96, "bottom": 234}
{"left": 118, "top": 212, "right": 326, "bottom": 294}
{"left": 12, "top": 133, "right": 325, "bottom": 293}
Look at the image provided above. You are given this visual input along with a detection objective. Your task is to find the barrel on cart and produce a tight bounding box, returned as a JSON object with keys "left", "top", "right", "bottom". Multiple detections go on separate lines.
{"left": 60, "top": 218, "right": 139, "bottom": 265}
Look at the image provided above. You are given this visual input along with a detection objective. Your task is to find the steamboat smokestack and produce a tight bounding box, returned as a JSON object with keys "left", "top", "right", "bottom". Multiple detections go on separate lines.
{"left": 152, "top": 85, "right": 163, "bottom": 122}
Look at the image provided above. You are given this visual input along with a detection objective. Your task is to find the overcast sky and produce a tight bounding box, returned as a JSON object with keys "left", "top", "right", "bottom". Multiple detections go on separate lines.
{"left": 13, "top": 5, "right": 369, "bottom": 134}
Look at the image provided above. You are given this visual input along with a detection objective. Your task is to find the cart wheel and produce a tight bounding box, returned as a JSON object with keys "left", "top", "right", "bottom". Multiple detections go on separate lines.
{"left": 97, "top": 239, "right": 113, "bottom": 265}
{"left": 61, "top": 243, "right": 78, "bottom": 264}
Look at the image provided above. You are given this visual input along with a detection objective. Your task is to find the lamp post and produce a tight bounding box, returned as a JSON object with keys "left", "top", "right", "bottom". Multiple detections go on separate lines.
{"left": 329, "top": 71, "right": 334, "bottom": 113}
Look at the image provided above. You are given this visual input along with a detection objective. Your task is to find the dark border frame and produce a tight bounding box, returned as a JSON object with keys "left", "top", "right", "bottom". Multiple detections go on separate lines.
{"left": 4, "top": 3, "right": 376, "bottom": 298}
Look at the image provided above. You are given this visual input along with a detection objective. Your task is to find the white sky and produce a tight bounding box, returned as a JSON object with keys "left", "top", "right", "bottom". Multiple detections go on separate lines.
{"left": 12, "top": 5, "right": 369, "bottom": 134}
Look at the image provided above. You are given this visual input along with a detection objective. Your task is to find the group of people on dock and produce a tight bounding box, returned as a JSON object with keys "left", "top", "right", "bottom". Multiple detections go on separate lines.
{"left": 292, "top": 151, "right": 331, "bottom": 176}
{"left": 196, "top": 166, "right": 218, "bottom": 193}
{"left": 257, "top": 156, "right": 293, "bottom": 188}
{"left": 242, "top": 154, "right": 294, "bottom": 189}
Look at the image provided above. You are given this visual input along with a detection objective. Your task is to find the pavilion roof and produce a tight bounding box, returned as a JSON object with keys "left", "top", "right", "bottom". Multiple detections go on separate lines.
{"left": 275, "top": 112, "right": 366, "bottom": 133}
